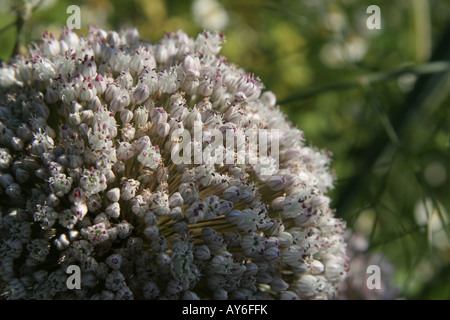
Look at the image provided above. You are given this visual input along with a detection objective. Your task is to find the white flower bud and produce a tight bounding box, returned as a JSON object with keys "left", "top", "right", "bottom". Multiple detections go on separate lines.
{"left": 278, "top": 232, "right": 293, "bottom": 247}
{"left": 266, "top": 175, "right": 286, "bottom": 191}
{"left": 157, "top": 252, "right": 171, "bottom": 266}
{"left": 155, "top": 122, "right": 170, "bottom": 137}
{"left": 144, "top": 225, "right": 159, "bottom": 241}
{"left": 0, "top": 148, "right": 12, "bottom": 169}
{"left": 134, "top": 135, "right": 151, "bottom": 153}
{"left": 105, "top": 84, "right": 120, "bottom": 102}
{"left": 45, "top": 87, "right": 60, "bottom": 103}
{"left": 9, "top": 136, "right": 24, "bottom": 152}
{"left": 182, "top": 291, "right": 200, "bottom": 300}
{"left": 31, "top": 131, "right": 54, "bottom": 155}
{"left": 184, "top": 55, "right": 201, "bottom": 77}
{"left": 14, "top": 167, "right": 30, "bottom": 184}
{"left": 264, "top": 246, "right": 281, "bottom": 262}
{"left": 110, "top": 91, "right": 131, "bottom": 112}
{"left": 185, "top": 202, "right": 205, "bottom": 224}
{"left": 93, "top": 74, "right": 107, "bottom": 95}
{"left": 16, "top": 124, "right": 33, "bottom": 141}
{"left": 166, "top": 279, "right": 183, "bottom": 295}
{"left": 225, "top": 210, "right": 242, "bottom": 225}
{"left": 296, "top": 275, "right": 327, "bottom": 298}
{"left": 271, "top": 196, "right": 285, "bottom": 211}
{"left": 280, "top": 291, "right": 299, "bottom": 300}
{"left": 121, "top": 178, "right": 140, "bottom": 201}
{"left": 155, "top": 45, "right": 169, "bottom": 64}
{"left": 46, "top": 193, "right": 60, "bottom": 207}
{"left": 150, "top": 107, "right": 168, "bottom": 124}
{"left": 194, "top": 245, "right": 211, "bottom": 260}
{"left": 222, "top": 186, "right": 240, "bottom": 202}
{"left": 105, "top": 202, "right": 121, "bottom": 218}
{"left": 144, "top": 211, "right": 158, "bottom": 225}
{"left": 68, "top": 230, "right": 79, "bottom": 241}
{"left": 121, "top": 125, "right": 135, "bottom": 141}
{"left": 133, "top": 84, "right": 150, "bottom": 104}
{"left": 213, "top": 288, "right": 228, "bottom": 300}
{"left": 137, "top": 145, "right": 161, "bottom": 169}
{"left": 106, "top": 188, "right": 121, "bottom": 202}
{"left": 71, "top": 202, "right": 88, "bottom": 220}
{"left": 6, "top": 183, "right": 21, "bottom": 198}
{"left": 134, "top": 107, "right": 149, "bottom": 126}
{"left": 169, "top": 192, "right": 184, "bottom": 207}
{"left": 106, "top": 31, "right": 121, "bottom": 46}
{"left": 168, "top": 206, "right": 183, "bottom": 221}
{"left": 54, "top": 233, "right": 70, "bottom": 251}
{"left": 80, "top": 56, "right": 97, "bottom": 78}
{"left": 310, "top": 260, "right": 325, "bottom": 275}
{"left": 35, "top": 167, "right": 48, "bottom": 180}
{"left": 117, "top": 141, "right": 135, "bottom": 161}
{"left": 68, "top": 112, "right": 82, "bottom": 126}
{"left": 198, "top": 79, "right": 214, "bottom": 96}
{"left": 79, "top": 82, "right": 97, "bottom": 102}
{"left": 120, "top": 109, "right": 133, "bottom": 124}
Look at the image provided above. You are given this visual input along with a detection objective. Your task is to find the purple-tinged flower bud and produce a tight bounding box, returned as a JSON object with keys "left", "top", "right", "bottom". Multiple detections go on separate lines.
{"left": 120, "top": 109, "right": 133, "bottom": 124}
{"left": 155, "top": 122, "right": 170, "bottom": 137}
{"left": 105, "top": 83, "right": 120, "bottom": 102}
{"left": 133, "top": 84, "right": 150, "bottom": 104}
{"left": 80, "top": 56, "right": 97, "bottom": 78}
{"left": 79, "top": 82, "right": 97, "bottom": 101}
{"left": 150, "top": 107, "right": 168, "bottom": 124}
{"left": 169, "top": 192, "right": 184, "bottom": 207}
{"left": 198, "top": 79, "right": 214, "bottom": 96}
{"left": 222, "top": 186, "right": 240, "bottom": 202}
{"left": 194, "top": 245, "right": 211, "bottom": 260}
{"left": 110, "top": 91, "right": 130, "bottom": 112}
{"left": 93, "top": 74, "right": 107, "bottom": 95}
{"left": 266, "top": 175, "right": 286, "bottom": 191}
{"left": 225, "top": 210, "right": 242, "bottom": 225}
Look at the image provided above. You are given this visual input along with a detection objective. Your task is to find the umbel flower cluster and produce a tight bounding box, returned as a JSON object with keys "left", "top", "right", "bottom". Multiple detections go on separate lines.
{"left": 0, "top": 26, "right": 348, "bottom": 300}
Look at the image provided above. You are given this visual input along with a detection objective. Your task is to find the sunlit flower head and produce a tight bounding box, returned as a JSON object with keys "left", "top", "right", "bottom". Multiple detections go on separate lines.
{"left": 0, "top": 26, "right": 347, "bottom": 300}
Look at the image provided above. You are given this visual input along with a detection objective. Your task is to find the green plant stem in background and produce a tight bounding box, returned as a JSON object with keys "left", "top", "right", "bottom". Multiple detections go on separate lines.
{"left": 279, "top": 61, "right": 450, "bottom": 105}
{"left": 326, "top": 21, "right": 450, "bottom": 217}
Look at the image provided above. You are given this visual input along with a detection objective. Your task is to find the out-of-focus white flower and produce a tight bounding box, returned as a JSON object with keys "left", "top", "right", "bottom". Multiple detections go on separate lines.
{"left": 192, "top": 0, "right": 229, "bottom": 31}
{"left": 414, "top": 198, "right": 449, "bottom": 250}
{"left": 320, "top": 35, "right": 368, "bottom": 68}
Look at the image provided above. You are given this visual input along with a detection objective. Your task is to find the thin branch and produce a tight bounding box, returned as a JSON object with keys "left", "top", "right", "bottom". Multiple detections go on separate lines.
{"left": 279, "top": 61, "right": 450, "bottom": 105}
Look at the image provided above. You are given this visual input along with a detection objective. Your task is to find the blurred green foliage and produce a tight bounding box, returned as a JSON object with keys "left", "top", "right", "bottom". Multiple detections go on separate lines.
{"left": 1, "top": 0, "right": 449, "bottom": 299}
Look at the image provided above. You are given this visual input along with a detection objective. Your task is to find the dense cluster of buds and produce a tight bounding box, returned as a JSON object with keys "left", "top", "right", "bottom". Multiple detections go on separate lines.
{"left": 0, "top": 26, "right": 348, "bottom": 300}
